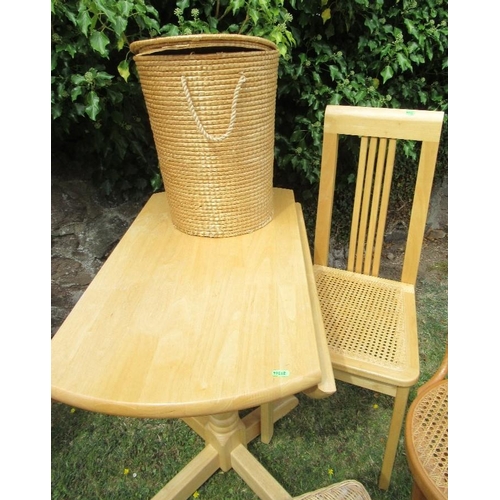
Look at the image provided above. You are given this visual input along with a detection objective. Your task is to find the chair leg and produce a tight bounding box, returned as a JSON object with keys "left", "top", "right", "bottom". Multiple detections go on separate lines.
{"left": 411, "top": 481, "right": 427, "bottom": 500}
{"left": 378, "top": 386, "right": 410, "bottom": 490}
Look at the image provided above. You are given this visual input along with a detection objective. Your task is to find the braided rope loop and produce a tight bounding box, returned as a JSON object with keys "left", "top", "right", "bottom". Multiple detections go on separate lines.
{"left": 181, "top": 74, "right": 247, "bottom": 142}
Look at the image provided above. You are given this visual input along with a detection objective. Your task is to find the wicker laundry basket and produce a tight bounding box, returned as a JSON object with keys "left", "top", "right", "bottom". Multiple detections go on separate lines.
{"left": 130, "top": 34, "right": 280, "bottom": 237}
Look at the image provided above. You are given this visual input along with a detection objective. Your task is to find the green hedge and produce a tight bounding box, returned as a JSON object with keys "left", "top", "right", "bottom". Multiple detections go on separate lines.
{"left": 51, "top": 0, "right": 447, "bottom": 201}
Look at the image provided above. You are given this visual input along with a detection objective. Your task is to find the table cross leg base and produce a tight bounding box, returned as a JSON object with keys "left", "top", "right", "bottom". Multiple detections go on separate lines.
{"left": 153, "top": 396, "right": 298, "bottom": 500}
{"left": 231, "top": 444, "right": 292, "bottom": 500}
{"left": 151, "top": 445, "right": 219, "bottom": 500}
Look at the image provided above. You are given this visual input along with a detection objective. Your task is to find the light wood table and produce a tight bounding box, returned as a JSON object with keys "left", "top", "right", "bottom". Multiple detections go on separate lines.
{"left": 51, "top": 188, "right": 336, "bottom": 500}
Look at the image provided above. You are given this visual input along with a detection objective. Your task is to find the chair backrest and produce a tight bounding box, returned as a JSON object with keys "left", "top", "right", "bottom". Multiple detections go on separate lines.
{"left": 314, "top": 105, "right": 444, "bottom": 285}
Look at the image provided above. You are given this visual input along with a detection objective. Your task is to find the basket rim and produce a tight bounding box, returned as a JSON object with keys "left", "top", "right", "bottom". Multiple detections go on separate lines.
{"left": 130, "top": 33, "right": 278, "bottom": 56}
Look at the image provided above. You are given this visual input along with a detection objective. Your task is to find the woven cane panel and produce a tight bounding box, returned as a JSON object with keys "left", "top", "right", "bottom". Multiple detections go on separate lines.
{"left": 411, "top": 381, "right": 448, "bottom": 496}
{"left": 293, "top": 480, "right": 372, "bottom": 500}
{"left": 131, "top": 36, "right": 279, "bottom": 237}
{"left": 314, "top": 267, "right": 408, "bottom": 369}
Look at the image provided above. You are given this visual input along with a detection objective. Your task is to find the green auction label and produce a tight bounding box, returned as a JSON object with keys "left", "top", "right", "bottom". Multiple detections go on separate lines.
{"left": 272, "top": 370, "right": 290, "bottom": 377}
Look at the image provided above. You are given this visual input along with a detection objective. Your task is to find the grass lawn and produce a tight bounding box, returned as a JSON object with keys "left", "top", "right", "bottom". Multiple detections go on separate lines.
{"left": 51, "top": 255, "right": 446, "bottom": 500}
{"left": 51, "top": 189, "right": 448, "bottom": 499}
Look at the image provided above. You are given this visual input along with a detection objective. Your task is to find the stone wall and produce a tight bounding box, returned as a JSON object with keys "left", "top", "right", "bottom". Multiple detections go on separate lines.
{"left": 51, "top": 174, "right": 447, "bottom": 336}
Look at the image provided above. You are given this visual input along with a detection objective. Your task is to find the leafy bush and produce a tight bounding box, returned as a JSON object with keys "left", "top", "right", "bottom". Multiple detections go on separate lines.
{"left": 51, "top": 0, "right": 447, "bottom": 201}
{"left": 158, "top": 0, "right": 295, "bottom": 55}
{"left": 274, "top": 0, "right": 448, "bottom": 201}
{"left": 51, "top": 0, "right": 164, "bottom": 198}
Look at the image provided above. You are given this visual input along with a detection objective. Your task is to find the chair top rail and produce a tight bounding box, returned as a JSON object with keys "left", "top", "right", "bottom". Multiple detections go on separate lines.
{"left": 324, "top": 105, "right": 444, "bottom": 142}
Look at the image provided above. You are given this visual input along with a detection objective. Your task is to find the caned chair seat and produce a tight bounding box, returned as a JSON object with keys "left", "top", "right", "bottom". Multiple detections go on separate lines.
{"left": 294, "top": 480, "right": 372, "bottom": 500}
{"left": 405, "top": 347, "right": 448, "bottom": 500}
{"left": 406, "top": 381, "right": 448, "bottom": 499}
{"left": 314, "top": 267, "right": 416, "bottom": 383}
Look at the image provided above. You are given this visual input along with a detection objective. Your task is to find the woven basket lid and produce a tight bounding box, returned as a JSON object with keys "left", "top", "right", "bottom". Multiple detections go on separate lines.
{"left": 130, "top": 33, "right": 278, "bottom": 56}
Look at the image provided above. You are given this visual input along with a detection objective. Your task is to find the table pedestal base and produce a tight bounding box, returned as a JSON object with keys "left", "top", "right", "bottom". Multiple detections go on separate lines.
{"left": 152, "top": 396, "right": 298, "bottom": 500}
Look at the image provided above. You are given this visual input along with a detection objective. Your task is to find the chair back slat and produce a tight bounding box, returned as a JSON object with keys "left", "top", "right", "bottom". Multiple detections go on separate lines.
{"left": 314, "top": 105, "right": 444, "bottom": 284}
{"left": 347, "top": 137, "right": 398, "bottom": 277}
{"left": 362, "top": 137, "right": 387, "bottom": 274}
{"left": 357, "top": 137, "right": 377, "bottom": 273}
{"left": 372, "top": 138, "right": 397, "bottom": 276}
{"left": 347, "top": 136, "right": 369, "bottom": 272}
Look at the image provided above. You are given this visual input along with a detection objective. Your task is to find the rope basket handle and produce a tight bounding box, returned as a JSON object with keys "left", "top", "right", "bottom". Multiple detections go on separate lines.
{"left": 181, "top": 74, "right": 247, "bottom": 142}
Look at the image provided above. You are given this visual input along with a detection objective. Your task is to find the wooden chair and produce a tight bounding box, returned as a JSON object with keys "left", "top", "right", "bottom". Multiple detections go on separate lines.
{"left": 312, "top": 105, "right": 444, "bottom": 489}
{"left": 405, "top": 348, "right": 448, "bottom": 500}
{"left": 294, "top": 480, "right": 372, "bottom": 499}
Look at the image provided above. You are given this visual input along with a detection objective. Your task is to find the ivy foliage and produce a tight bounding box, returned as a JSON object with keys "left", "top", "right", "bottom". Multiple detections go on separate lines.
{"left": 51, "top": 0, "right": 447, "bottom": 201}
{"left": 274, "top": 0, "right": 447, "bottom": 199}
{"left": 51, "top": 0, "right": 163, "bottom": 197}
